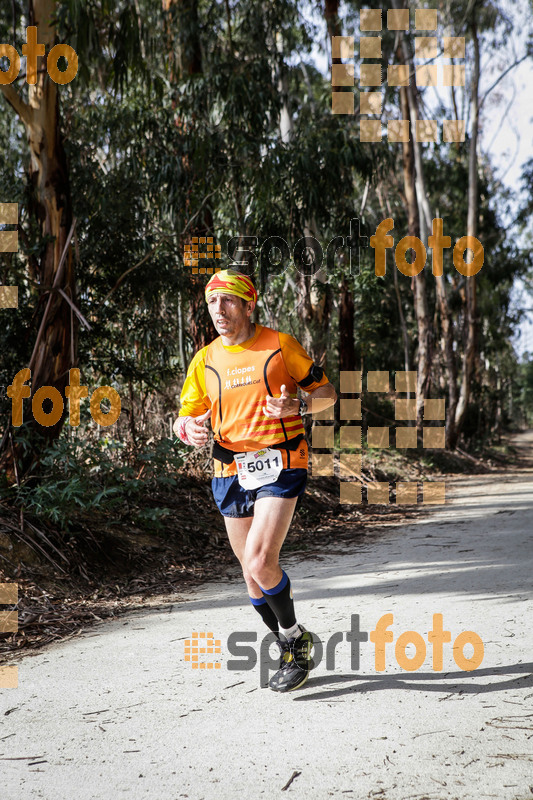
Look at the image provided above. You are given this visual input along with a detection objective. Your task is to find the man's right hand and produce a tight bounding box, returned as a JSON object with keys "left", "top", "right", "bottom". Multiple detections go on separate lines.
{"left": 185, "top": 409, "right": 212, "bottom": 447}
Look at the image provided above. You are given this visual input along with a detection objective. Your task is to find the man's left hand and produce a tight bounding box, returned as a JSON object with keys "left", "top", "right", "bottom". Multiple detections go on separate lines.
{"left": 264, "top": 384, "right": 298, "bottom": 418}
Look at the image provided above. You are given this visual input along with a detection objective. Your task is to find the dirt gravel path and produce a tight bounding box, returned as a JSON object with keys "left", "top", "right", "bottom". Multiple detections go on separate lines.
{"left": 1, "top": 434, "right": 532, "bottom": 800}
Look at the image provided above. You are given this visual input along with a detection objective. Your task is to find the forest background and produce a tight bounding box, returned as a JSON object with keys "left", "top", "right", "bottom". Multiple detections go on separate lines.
{"left": 1, "top": 0, "right": 533, "bottom": 617}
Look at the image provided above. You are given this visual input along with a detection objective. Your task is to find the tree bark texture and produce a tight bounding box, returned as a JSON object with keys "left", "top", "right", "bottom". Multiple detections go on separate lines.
{"left": 452, "top": 10, "right": 480, "bottom": 446}
{"left": 0, "top": 0, "right": 76, "bottom": 474}
{"left": 399, "top": 84, "right": 432, "bottom": 426}
{"left": 165, "top": 0, "right": 214, "bottom": 354}
{"left": 325, "top": 0, "right": 356, "bottom": 373}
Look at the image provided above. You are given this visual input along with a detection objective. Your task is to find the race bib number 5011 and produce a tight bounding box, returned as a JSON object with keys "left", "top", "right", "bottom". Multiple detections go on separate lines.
{"left": 234, "top": 447, "right": 283, "bottom": 490}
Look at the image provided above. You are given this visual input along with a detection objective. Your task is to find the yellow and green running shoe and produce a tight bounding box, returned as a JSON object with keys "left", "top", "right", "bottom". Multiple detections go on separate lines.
{"left": 269, "top": 625, "right": 314, "bottom": 693}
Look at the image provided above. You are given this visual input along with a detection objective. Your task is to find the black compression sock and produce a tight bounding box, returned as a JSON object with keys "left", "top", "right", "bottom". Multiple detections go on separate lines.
{"left": 249, "top": 595, "right": 280, "bottom": 638}
{"left": 258, "top": 570, "right": 296, "bottom": 630}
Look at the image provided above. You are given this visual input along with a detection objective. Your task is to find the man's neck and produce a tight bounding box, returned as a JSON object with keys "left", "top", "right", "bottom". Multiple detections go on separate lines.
{"left": 220, "top": 322, "right": 256, "bottom": 347}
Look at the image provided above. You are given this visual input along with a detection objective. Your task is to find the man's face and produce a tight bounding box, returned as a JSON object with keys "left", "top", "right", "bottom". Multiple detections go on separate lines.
{"left": 207, "top": 292, "right": 253, "bottom": 337}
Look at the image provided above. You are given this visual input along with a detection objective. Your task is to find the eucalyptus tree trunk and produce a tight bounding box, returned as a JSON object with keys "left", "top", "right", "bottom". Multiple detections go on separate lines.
{"left": 392, "top": 0, "right": 481, "bottom": 448}
{"left": 0, "top": 0, "right": 76, "bottom": 474}
{"left": 435, "top": 272, "right": 459, "bottom": 445}
{"left": 451, "top": 12, "right": 480, "bottom": 447}
{"left": 273, "top": 23, "right": 331, "bottom": 365}
{"left": 164, "top": 0, "right": 214, "bottom": 353}
{"left": 399, "top": 83, "right": 432, "bottom": 427}
{"left": 377, "top": 185, "right": 411, "bottom": 377}
{"left": 325, "top": 0, "right": 357, "bottom": 373}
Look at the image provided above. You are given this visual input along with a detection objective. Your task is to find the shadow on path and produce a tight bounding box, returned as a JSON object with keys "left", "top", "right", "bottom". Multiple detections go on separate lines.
{"left": 290, "top": 661, "right": 533, "bottom": 700}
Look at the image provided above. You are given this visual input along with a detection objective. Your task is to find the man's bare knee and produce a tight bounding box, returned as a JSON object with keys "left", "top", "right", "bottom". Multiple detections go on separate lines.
{"left": 247, "top": 553, "right": 280, "bottom": 587}
{"left": 242, "top": 567, "right": 261, "bottom": 594}
{"left": 247, "top": 550, "right": 268, "bottom": 576}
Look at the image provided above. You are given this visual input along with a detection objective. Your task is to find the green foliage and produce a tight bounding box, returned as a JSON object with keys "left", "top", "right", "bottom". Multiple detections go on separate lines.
{"left": 3, "top": 434, "right": 186, "bottom": 532}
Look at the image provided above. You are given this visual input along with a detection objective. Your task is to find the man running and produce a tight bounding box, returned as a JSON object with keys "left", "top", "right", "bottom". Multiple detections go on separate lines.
{"left": 174, "top": 269, "right": 337, "bottom": 692}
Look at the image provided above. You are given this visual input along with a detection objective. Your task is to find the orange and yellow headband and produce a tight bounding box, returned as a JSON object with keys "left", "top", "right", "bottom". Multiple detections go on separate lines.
{"left": 205, "top": 270, "right": 258, "bottom": 305}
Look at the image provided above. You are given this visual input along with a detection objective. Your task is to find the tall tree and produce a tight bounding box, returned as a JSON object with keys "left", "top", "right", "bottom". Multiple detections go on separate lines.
{"left": 391, "top": 0, "right": 483, "bottom": 444}
{"left": 276, "top": 10, "right": 333, "bottom": 368}
{"left": 391, "top": 14, "right": 433, "bottom": 425}
{"left": 164, "top": 0, "right": 215, "bottom": 352}
{"left": 325, "top": 0, "right": 359, "bottom": 375}
{"left": 451, "top": 8, "right": 480, "bottom": 447}
{"left": 1, "top": 0, "right": 76, "bottom": 473}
